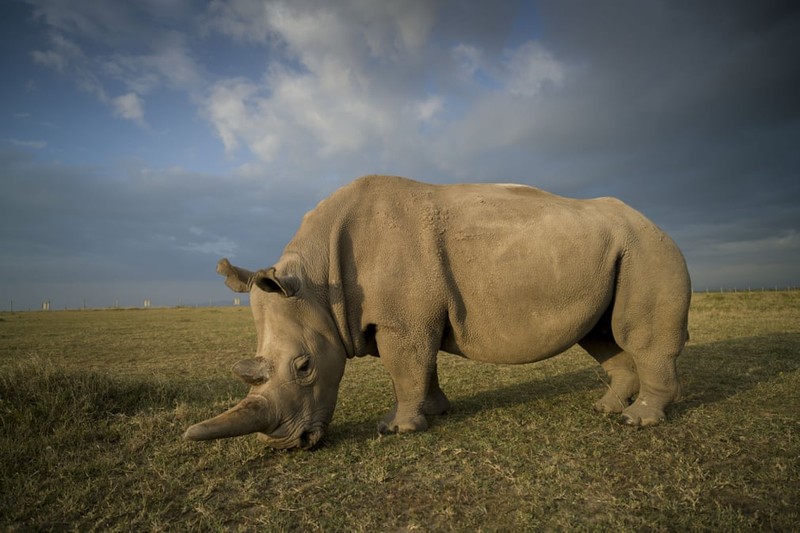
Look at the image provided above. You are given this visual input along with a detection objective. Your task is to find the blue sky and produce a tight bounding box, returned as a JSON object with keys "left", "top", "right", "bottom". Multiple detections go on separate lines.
{"left": 1, "top": 0, "right": 799, "bottom": 310}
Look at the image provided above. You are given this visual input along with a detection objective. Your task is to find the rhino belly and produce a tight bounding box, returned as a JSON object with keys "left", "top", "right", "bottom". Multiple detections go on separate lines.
{"left": 439, "top": 266, "right": 615, "bottom": 365}
{"left": 436, "top": 205, "right": 617, "bottom": 364}
{"left": 441, "top": 303, "right": 605, "bottom": 364}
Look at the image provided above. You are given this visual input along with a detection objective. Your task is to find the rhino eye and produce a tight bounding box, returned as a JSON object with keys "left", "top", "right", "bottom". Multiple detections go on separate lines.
{"left": 294, "top": 355, "right": 312, "bottom": 377}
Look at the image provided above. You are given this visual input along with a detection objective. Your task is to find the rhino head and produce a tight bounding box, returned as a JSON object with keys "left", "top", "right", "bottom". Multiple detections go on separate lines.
{"left": 183, "top": 258, "right": 346, "bottom": 449}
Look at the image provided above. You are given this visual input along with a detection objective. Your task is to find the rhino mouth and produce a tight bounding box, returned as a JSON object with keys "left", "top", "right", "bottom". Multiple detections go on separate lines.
{"left": 258, "top": 424, "right": 326, "bottom": 450}
{"left": 299, "top": 428, "right": 324, "bottom": 449}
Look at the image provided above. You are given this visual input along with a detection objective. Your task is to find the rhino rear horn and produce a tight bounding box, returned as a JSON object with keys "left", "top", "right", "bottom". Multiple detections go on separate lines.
{"left": 232, "top": 357, "right": 269, "bottom": 385}
{"left": 183, "top": 395, "right": 276, "bottom": 441}
{"left": 217, "top": 258, "right": 255, "bottom": 293}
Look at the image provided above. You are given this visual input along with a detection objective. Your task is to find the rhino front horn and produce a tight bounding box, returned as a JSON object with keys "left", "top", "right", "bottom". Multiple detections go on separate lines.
{"left": 184, "top": 395, "right": 276, "bottom": 441}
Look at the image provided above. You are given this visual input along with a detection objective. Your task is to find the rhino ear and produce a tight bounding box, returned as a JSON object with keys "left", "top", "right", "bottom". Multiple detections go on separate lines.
{"left": 217, "top": 258, "right": 255, "bottom": 293}
{"left": 255, "top": 267, "right": 300, "bottom": 298}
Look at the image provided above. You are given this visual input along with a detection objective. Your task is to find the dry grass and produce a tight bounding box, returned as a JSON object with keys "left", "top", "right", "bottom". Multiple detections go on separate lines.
{"left": 1, "top": 291, "right": 798, "bottom": 531}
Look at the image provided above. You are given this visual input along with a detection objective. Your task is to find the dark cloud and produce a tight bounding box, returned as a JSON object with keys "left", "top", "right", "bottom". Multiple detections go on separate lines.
{"left": 442, "top": 1, "right": 800, "bottom": 259}
{"left": 0, "top": 149, "right": 312, "bottom": 284}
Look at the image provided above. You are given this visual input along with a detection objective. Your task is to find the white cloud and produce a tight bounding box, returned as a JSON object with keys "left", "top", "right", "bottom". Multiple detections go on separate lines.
{"left": 112, "top": 92, "right": 146, "bottom": 124}
{"left": 503, "top": 41, "right": 565, "bottom": 97}
{"left": 6, "top": 138, "right": 48, "bottom": 149}
{"left": 181, "top": 226, "right": 238, "bottom": 256}
{"left": 451, "top": 40, "right": 564, "bottom": 97}
{"left": 31, "top": 47, "right": 68, "bottom": 72}
{"left": 146, "top": 37, "right": 205, "bottom": 91}
{"left": 29, "top": 3, "right": 205, "bottom": 126}
{"left": 197, "top": 0, "right": 450, "bottom": 167}
{"left": 422, "top": 39, "right": 568, "bottom": 178}
{"left": 203, "top": 63, "right": 390, "bottom": 162}
{"left": 203, "top": 77, "right": 262, "bottom": 155}
{"left": 205, "top": 0, "right": 435, "bottom": 57}
{"left": 371, "top": 0, "right": 436, "bottom": 54}
{"left": 201, "top": 3, "right": 408, "bottom": 163}
{"left": 198, "top": 1, "right": 571, "bottom": 185}
{"left": 712, "top": 230, "right": 799, "bottom": 256}
{"left": 452, "top": 44, "right": 484, "bottom": 81}
{"left": 204, "top": 0, "right": 273, "bottom": 44}
{"left": 31, "top": 33, "right": 108, "bottom": 102}
{"left": 102, "top": 35, "right": 205, "bottom": 96}
{"left": 27, "top": 0, "right": 566, "bottom": 177}
{"left": 413, "top": 95, "right": 444, "bottom": 122}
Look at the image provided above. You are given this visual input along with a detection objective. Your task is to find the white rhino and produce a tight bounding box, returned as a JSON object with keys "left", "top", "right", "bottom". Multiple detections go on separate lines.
{"left": 185, "top": 176, "right": 691, "bottom": 449}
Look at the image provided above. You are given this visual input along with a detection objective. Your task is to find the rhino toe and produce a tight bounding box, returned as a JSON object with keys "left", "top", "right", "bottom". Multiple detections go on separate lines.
{"left": 593, "top": 393, "right": 629, "bottom": 414}
{"left": 377, "top": 413, "right": 428, "bottom": 435}
{"left": 621, "top": 400, "right": 666, "bottom": 427}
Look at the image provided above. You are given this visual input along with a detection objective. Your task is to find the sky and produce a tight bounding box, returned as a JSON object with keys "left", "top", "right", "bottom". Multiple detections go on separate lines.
{"left": 1, "top": 0, "right": 799, "bottom": 310}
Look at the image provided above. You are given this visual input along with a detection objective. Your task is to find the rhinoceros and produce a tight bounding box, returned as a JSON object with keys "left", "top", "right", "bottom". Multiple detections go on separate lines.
{"left": 184, "top": 176, "right": 691, "bottom": 449}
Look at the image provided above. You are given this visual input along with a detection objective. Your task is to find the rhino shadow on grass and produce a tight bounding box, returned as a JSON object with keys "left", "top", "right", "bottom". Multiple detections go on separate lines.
{"left": 437, "top": 333, "right": 800, "bottom": 426}
{"left": 0, "top": 360, "right": 247, "bottom": 445}
{"left": 669, "top": 332, "right": 800, "bottom": 418}
{"left": 323, "top": 365, "right": 601, "bottom": 443}
{"left": 322, "top": 333, "right": 800, "bottom": 444}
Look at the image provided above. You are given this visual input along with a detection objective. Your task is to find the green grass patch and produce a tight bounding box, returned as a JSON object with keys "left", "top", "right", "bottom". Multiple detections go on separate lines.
{"left": 1, "top": 292, "right": 798, "bottom": 530}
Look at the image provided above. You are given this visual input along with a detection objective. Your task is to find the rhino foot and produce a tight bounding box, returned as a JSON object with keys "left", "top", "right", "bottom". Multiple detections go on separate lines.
{"left": 620, "top": 398, "right": 666, "bottom": 427}
{"left": 377, "top": 413, "right": 428, "bottom": 435}
{"left": 593, "top": 391, "right": 631, "bottom": 414}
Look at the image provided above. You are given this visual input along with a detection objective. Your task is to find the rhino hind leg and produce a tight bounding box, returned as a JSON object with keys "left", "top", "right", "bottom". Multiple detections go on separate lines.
{"left": 580, "top": 335, "right": 640, "bottom": 414}
{"left": 619, "top": 354, "right": 681, "bottom": 426}
{"left": 606, "top": 238, "right": 689, "bottom": 426}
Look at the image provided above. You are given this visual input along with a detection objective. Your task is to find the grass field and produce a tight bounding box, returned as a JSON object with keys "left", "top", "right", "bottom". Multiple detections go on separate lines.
{"left": 1, "top": 291, "right": 799, "bottom": 531}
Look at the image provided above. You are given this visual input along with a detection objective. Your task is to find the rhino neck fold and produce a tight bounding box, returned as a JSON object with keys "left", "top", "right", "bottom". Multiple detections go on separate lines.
{"left": 283, "top": 207, "right": 363, "bottom": 358}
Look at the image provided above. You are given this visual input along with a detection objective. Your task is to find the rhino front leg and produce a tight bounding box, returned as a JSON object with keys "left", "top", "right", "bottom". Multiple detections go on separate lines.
{"left": 376, "top": 329, "right": 440, "bottom": 435}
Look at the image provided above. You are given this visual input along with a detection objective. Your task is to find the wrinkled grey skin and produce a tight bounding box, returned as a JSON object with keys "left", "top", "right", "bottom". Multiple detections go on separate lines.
{"left": 184, "top": 176, "right": 691, "bottom": 449}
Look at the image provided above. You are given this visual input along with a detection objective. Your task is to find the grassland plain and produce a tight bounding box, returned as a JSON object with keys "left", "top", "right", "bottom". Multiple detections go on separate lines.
{"left": 0, "top": 291, "right": 798, "bottom": 531}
